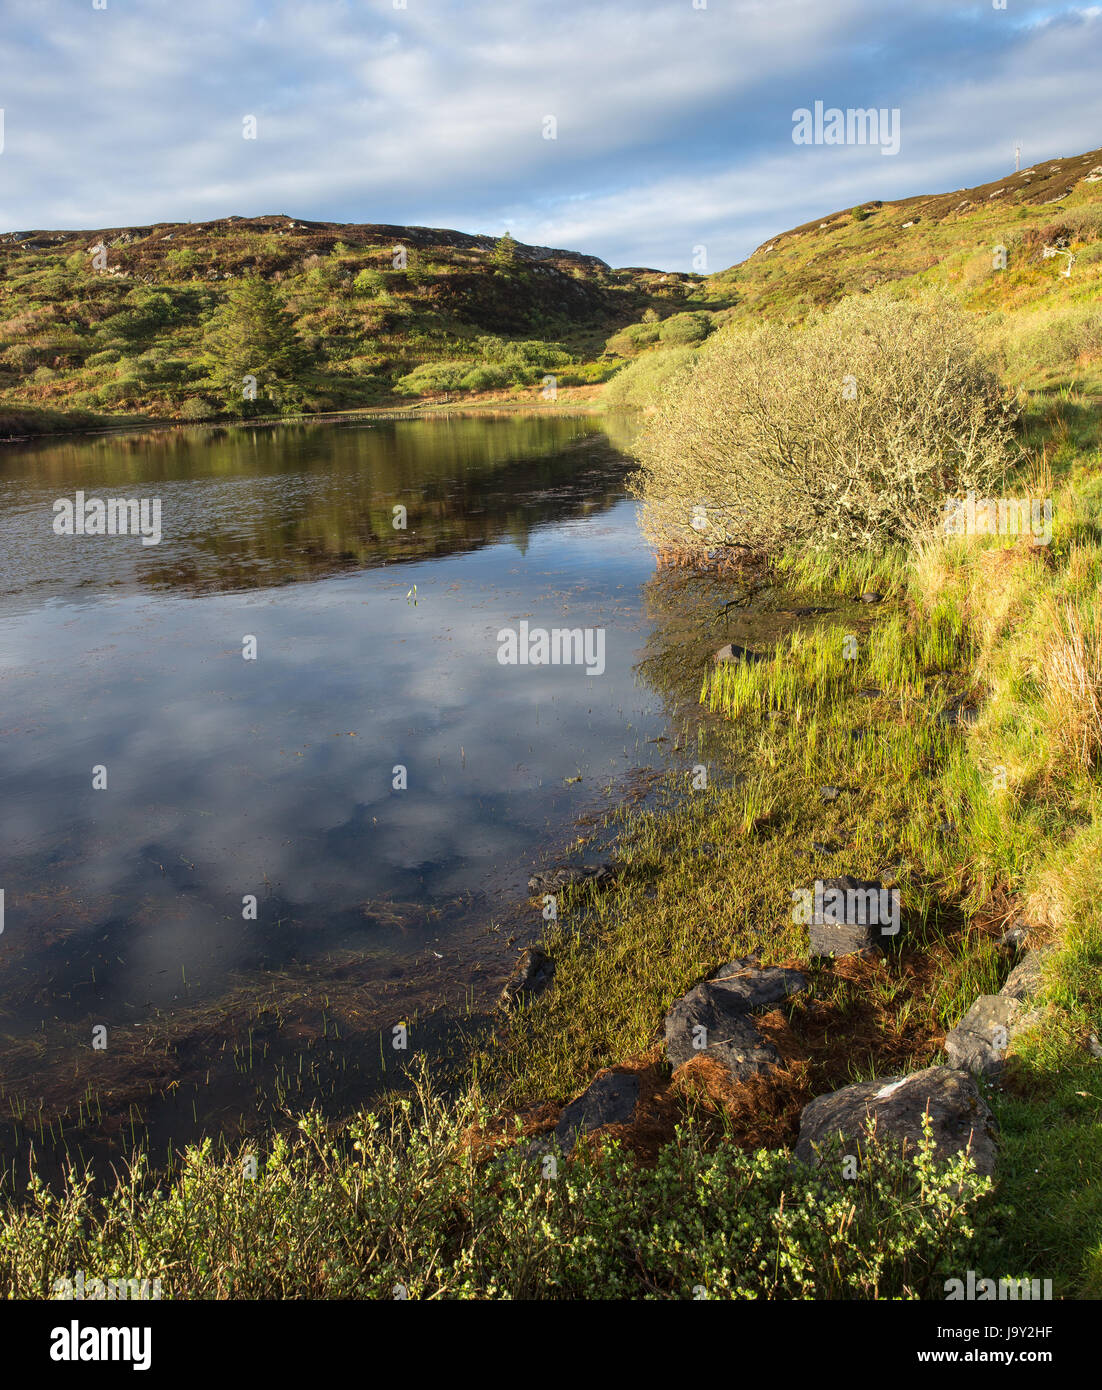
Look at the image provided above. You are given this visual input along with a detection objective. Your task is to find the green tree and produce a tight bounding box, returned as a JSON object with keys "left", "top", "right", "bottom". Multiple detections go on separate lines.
{"left": 200, "top": 277, "right": 306, "bottom": 411}
{"left": 491, "top": 232, "right": 520, "bottom": 271}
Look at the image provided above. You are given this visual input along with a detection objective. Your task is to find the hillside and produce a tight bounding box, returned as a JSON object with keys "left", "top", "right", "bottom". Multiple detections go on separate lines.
{"left": 605, "top": 144, "right": 1102, "bottom": 409}
{"left": 0, "top": 215, "right": 704, "bottom": 433}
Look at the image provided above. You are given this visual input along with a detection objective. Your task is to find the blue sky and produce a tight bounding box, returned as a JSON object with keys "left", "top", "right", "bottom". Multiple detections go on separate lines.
{"left": 0, "top": 0, "right": 1099, "bottom": 270}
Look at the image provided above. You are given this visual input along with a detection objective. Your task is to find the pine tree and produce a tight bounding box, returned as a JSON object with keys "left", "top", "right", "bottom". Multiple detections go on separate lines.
{"left": 200, "top": 276, "right": 306, "bottom": 411}
{"left": 491, "top": 232, "right": 519, "bottom": 271}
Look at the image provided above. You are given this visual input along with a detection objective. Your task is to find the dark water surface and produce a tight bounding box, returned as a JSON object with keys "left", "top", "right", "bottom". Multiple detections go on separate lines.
{"left": 0, "top": 413, "right": 680, "bottom": 1169}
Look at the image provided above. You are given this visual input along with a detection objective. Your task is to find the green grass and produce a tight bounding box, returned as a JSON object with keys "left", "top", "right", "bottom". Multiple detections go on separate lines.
{"left": 479, "top": 396, "right": 1102, "bottom": 1294}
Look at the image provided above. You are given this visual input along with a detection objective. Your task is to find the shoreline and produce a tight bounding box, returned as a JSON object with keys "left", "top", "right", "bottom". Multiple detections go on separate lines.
{"left": 0, "top": 391, "right": 612, "bottom": 447}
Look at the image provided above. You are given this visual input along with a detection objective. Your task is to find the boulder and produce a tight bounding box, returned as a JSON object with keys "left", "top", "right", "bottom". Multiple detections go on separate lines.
{"left": 498, "top": 945, "right": 555, "bottom": 1011}
{"left": 998, "top": 920, "right": 1031, "bottom": 954}
{"left": 664, "top": 982, "right": 781, "bottom": 1078}
{"left": 794, "top": 1065, "right": 997, "bottom": 1176}
{"left": 714, "top": 642, "right": 766, "bottom": 664}
{"left": 938, "top": 698, "right": 978, "bottom": 728}
{"left": 554, "top": 1071, "right": 640, "bottom": 1152}
{"left": 706, "top": 957, "right": 808, "bottom": 1011}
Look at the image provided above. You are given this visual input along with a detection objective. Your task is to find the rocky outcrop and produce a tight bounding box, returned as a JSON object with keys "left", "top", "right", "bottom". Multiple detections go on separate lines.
{"left": 665, "top": 987, "right": 782, "bottom": 1077}
{"left": 1001, "top": 944, "right": 1054, "bottom": 1001}
{"left": 706, "top": 957, "right": 808, "bottom": 1011}
{"left": 794, "top": 1065, "right": 997, "bottom": 1176}
{"left": 806, "top": 874, "right": 898, "bottom": 956}
{"left": 942, "top": 943, "right": 1051, "bottom": 1076}
{"left": 714, "top": 642, "right": 766, "bottom": 664}
{"left": 938, "top": 696, "right": 978, "bottom": 728}
{"left": 944, "top": 994, "right": 1026, "bottom": 1077}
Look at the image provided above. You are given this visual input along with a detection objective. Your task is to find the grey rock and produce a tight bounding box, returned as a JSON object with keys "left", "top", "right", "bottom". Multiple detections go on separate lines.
{"left": 714, "top": 642, "right": 767, "bottom": 664}
{"left": 554, "top": 1071, "right": 640, "bottom": 1152}
{"left": 944, "top": 994, "right": 1021, "bottom": 1076}
{"left": 498, "top": 945, "right": 555, "bottom": 1011}
{"left": 810, "top": 920, "right": 881, "bottom": 956}
{"left": 938, "top": 698, "right": 978, "bottom": 728}
{"left": 520, "top": 1136, "right": 556, "bottom": 1168}
{"left": 527, "top": 863, "right": 612, "bottom": 895}
{"left": 808, "top": 875, "right": 896, "bottom": 956}
{"left": 1000, "top": 945, "right": 1054, "bottom": 1001}
{"left": 706, "top": 958, "right": 808, "bottom": 1011}
{"left": 794, "top": 1065, "right": 997, "bottom": 1176}
{"left": 664, "top": 982, "right": 782, "bottom": 1078}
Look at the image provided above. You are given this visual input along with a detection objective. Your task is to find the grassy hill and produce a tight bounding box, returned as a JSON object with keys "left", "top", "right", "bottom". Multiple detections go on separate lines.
{"left": 608, "top": 144, "right": 1102, "bottom": 407}
{"left": 0, "top": 215, "right": 706, "bottom": 434}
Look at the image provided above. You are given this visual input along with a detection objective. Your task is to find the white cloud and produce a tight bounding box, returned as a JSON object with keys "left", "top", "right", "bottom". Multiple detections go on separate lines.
{"left": 0, "top": 0, "right": 1098, "bottom": 268}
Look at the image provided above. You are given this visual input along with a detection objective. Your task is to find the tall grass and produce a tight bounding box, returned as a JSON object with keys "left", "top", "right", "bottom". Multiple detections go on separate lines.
{"left": 1042, "top": 597, "right": 1102, "bottom": 771}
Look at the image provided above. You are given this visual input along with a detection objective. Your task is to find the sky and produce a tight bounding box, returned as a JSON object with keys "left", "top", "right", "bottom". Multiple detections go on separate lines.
{"left": 0, "top": 0, "right": 1099, "bottom": 272}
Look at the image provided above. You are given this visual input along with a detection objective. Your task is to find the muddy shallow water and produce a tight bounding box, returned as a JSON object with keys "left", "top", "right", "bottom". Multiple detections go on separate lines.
{"left": 0, "top": 412, "right": 706, "bottom": 1172}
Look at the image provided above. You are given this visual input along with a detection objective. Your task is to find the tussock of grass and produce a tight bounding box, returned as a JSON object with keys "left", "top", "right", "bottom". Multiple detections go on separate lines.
{"left": 1041, "top": 597, "right": 1102, "bottom": 771}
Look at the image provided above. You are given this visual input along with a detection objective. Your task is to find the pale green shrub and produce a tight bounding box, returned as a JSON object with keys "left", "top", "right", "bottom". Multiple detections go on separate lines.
{"left": 631, "top": 294, "right": 1015, "bottom": 558}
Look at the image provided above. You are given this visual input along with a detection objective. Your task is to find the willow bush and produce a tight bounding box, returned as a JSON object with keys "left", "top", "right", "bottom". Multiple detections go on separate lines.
{"left": 629, "top": 294, "right": 1017, "bottom": 559}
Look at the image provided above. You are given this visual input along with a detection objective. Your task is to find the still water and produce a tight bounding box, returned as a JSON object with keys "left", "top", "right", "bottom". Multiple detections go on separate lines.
{"left": 0, "top": 413, "right": 679, "bottom": 1168}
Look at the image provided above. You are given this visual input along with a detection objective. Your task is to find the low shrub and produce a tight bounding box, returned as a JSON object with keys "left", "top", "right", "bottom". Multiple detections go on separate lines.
{"left": 631, "top": 293, "right": 1016, "bottom": 558}
{"left": 0, "top": 1077, "right": 991, "bottom": 1300}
